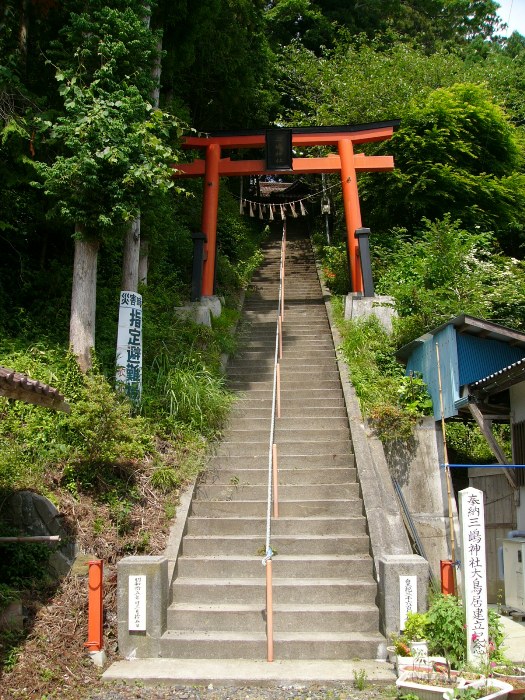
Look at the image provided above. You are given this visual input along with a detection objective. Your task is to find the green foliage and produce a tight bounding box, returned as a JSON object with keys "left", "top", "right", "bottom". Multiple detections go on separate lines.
{"left": 0, "top": 343, "right": 155, "bottom": 496}
{"left": 375, "top": 216, "right": 525, "bottom": 346}
{"left": 320, "top": 243, "right": 351, "bottom": 295}
{"left": 366, "top": 84, "right": 525, "bottom": 243}
{"left": 446, "top": 422, "right": 511, "bottom": 463}
{"left": 145, "top": 355, "right": 233, "bottom": 439}
{"left": 162, "top": 0, "right": 276, "bottom": 129}
{"left": 353, "top": 668, "right": 368, "bottom": 690}
{"left": 0, "top": 628, "right": 25, "bottom": 673}
{"left": 62, "top": 373, "right": 153, "bottom": 468}
{"left": 0, "top": 533, "right": 51, "bottom": 589}
{"left": 403, "top": 611, "right": 429, "bottom": 642}
{"left": 35, "top": 78, "right": 184, "bottom": 235}
{"left": 150, "top": 466, "right": 181, "bottom": 493}
{"left": 335, "top": 314, "right": 431, "bottom": 441}
{"left": 427, "top": 594, "right": 466, "bottom": 666}
{"left": 31, "top": 0, "right": 186, "bottom": 236}
{"left": 426, "top": 594, "right": 506, "bottom": 667}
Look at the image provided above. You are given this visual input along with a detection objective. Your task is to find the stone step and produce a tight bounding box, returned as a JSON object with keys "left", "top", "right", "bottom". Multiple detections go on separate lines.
{"left": 171, "top": 578, "right": 376, "bottom": 605}
{"left": 231, "top": 396, "right": 346, "bottom": 409}
{"left": 227, "top": 371, "right": 341, "bottom": 384}
{"left": 247, "top": 325, "right": 332, "bottom": 333}
{"left": 175, "top": 554, "right": 374, "bottom": 580}
{"left": 229, "top": 357, "right": 337, "bottom": 369}
{"left": 185, "top": 516, "right": 366, "bottom": 536}
{"left": 159, "top": 630, "right": 385, "bottom": 660}
{"left": 200, "top": 466, "right": 356, "bottom": 484}
{"left": 207, "top": 453, "right": 353, "bottom": 469}
{"left": 228, "top": 380, "right": 343, "bottom": 392}
{"left": 235, "top": 345, "right": 335, "bottom": 354}
{"left": 213, "top": 440, "right": 352, "bottom": 457}
{"left": 181, "top": 534, "right": 369, "bottom": 556}
{"left": 226, "top": 417, "right": 348, "bottom": 431}
{"left": 193, "top": 482, "right": 359, "bottom": 502}
{"left": 189, "top": 498, "right": 362, "bottom": 517}
{"left": 167, "top": 602, "right": 379, "bottom": 633}
{"left": 228, "top": 407, "right": 348, "bottom": 419}
{"left": 222, "top": 429, "right": 350, "bottom": 444}
{"left": 228, "top": 390, "right": 344, "bottom": 402}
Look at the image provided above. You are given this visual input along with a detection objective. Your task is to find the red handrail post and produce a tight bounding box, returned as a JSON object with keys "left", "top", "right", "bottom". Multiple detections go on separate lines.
{"left": 440, "top": 560, "right": 455, "bottom": 595}
{"left": 85, "top": 560, "right": 103, "bottom": 653}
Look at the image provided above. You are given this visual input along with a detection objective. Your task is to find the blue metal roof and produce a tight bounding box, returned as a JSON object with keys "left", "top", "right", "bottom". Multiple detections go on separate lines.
{"left": 397, "top": 315, "right": 525, "bottom": 419}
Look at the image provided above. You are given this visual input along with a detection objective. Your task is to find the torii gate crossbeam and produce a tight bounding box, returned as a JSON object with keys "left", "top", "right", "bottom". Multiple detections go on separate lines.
{"left": 174, "top": 121, "right": 399, "bottom": 297}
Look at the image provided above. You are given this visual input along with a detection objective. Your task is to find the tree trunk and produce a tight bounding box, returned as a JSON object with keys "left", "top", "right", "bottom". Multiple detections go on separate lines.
{"left": 18, "top": 0, "right": 28, "bottom": 73}
{"left": 138, "top": 239, "right": 149, "bottom": 286}
{"left": 70, "top": 226, "right": 99, "bottom": 372}
{"left": 121, "top": 215, "right": 141, "bottom": 292}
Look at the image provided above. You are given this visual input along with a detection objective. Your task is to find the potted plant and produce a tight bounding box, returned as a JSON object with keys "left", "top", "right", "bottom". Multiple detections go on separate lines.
{"left": 397, "top": 664, "right": 464, "bottom": 700}
{"left": 404, "top": 611, "right": 430, "bottom": 657}
{"left": 388, "top": 633, "right": 412, "bottom": 664}
{"left": 397, "top": 669, "right": 512, "bottom": 700}
{"left": 492, "top": 664, "right": 525, "bottom": 700}
{"left": 444, "top": 678, "right": 514, "bottom": 700}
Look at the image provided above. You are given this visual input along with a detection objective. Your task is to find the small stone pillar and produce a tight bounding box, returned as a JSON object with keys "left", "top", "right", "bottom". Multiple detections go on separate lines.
{"left": 117, "top": 556, "right": 168, "bottom": 659}
{"left": 378, "top": 554, "right": 429, "bottom": 639}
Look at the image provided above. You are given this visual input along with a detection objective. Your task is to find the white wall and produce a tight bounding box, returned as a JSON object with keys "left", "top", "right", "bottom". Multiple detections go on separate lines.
{"left": 510, "top": 382, "right": 525, "bottom": 424}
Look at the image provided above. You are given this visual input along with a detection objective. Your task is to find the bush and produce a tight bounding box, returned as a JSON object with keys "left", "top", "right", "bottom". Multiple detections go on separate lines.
{"left": 426, "top": 594, "right": 506, "bottom": 668}
{"left": 335, "top": 315, "right": 432, "bottom": 441}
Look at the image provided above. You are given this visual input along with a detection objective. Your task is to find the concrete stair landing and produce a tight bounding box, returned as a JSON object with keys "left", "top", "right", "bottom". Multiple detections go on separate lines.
{"left": 159, "top": 228, "right": 385, "bottom": 663}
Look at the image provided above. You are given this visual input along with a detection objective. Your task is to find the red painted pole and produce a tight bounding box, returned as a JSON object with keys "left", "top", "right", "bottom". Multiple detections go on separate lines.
{"left": 84, "top": 560, "right": 103, "bottom": 652}
{"left": 201, "top": 143, "right": 221, "bottom": 297}
{"left": 440, "top": 560, "right": 455, "bottom": 595}
{"left": 338, "top": 138, "right": 364, "bottom": 294}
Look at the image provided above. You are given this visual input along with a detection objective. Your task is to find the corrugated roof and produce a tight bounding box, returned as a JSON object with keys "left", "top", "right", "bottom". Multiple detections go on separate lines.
{"left": 470, "top": 357, "right": 525, "bottom": 395}
{"left": 396, "top": 314, "right": 525, "bottom": 362}
{"left": 0, "top": 367, "right": 70, "bottom": 413}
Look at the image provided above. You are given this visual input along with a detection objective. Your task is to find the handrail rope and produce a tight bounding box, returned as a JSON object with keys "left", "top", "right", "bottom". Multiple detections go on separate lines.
{"left": 263, "top": 221, "right": 286, "bottom": 562}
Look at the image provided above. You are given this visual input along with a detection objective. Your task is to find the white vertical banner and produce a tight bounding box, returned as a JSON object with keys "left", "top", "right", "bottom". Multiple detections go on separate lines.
{"left": 399, "top": 575, "right": 417, "bottom": 630}
{"left": 128, "top": 575, "right": 147, "bottom": 631}
{"left": 116, "top": 291, "right": 143, "bottom": 403}
{"left": 459, "top": 487, "right": 489, "bottom": 664}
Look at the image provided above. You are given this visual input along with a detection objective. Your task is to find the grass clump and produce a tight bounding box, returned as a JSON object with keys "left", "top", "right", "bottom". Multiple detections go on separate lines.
{"left": 334, "top": 312, "right": 432, "bottom": 441}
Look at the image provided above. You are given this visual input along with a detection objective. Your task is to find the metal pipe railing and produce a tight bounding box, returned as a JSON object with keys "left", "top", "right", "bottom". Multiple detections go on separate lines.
{"left": 263, "top": 219, "right": 286, "bottom": 662}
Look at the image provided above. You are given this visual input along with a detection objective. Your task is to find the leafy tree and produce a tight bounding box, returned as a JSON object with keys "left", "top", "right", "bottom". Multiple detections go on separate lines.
{"left": 264, "top": 0, "right": 335, "bottom": 53}
{"left": 160, "top": 0, "right": 276, "bottom": 130}
{"left": 363, "top": 83, "right": 525, "bottom": 250}
{"left": 266, "top": 0, "right": 502, "bottom": 53}
{"left": 374, "top": 216, "right": 525, "bottom": 344}
{"left": 276, "top": 39, "right": 470, "bottom": 125}
{"left": 32, "top": 1, "right": 184, "bottom": 370}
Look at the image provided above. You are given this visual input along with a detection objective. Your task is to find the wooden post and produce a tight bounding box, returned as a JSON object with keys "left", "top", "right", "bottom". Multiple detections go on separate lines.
{"left": 338, "top": 138, "right": 364, "bottom": 294}
{"left": 435, "top": 343, "right": 457, "bottom": 595}
{"left": 467, "top": 401, "right": 517, "bottom": 489}
{"left": 201, "top": 143, "right": 221, "bottom": 297}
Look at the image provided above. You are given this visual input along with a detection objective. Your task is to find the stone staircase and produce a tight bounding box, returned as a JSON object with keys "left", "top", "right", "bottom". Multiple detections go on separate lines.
{"left": 161, "top": 227, "right": 385, "bottom": 660}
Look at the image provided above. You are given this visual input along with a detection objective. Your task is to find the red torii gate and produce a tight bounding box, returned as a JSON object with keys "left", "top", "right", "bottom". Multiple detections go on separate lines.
{"left": 175, "top": 121, "right": 399, "bottom": 297}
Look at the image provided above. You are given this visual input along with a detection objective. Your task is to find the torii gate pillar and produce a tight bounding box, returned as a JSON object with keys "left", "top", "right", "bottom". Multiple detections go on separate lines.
{"left": 338, "top": 138, "right": 364, "bottom": 293}
{"left": 201, "top": 143, "right": 221, "bottom": 297}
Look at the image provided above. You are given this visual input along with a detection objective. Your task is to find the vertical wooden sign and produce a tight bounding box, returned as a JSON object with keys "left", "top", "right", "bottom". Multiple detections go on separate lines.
{"left": 459, "top": 487, "right": 489, "bottom": 664}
